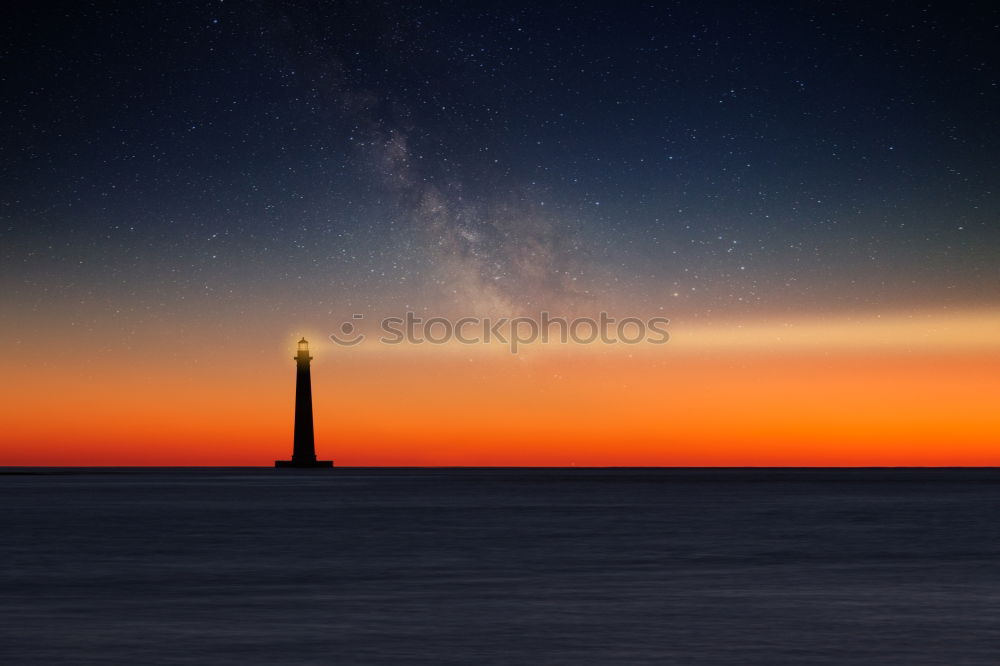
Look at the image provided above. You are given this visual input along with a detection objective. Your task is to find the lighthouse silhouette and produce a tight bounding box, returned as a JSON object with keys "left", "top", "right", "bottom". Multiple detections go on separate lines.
{"left": 275, "top": 338, "right": 334, "bottom": 468}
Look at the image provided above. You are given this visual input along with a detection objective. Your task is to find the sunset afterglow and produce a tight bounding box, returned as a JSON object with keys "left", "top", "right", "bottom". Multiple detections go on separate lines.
{"left": 3, "top": 307, "right": 997, "bottom": 466}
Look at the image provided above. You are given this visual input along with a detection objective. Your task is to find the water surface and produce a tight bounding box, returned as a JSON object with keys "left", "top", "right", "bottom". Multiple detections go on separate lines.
{"left": 2, "top": 468, "right": 999, "bottom": 664}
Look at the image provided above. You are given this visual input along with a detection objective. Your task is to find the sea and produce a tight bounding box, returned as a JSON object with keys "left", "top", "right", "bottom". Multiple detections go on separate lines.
{"left": 2, "top": 468, "right": 999, "bottom": 665}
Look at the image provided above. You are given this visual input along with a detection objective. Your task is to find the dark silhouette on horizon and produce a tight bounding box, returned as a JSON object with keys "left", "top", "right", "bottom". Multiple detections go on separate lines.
{"left": 275, "top": 338, "right": 333, "bottom": 468}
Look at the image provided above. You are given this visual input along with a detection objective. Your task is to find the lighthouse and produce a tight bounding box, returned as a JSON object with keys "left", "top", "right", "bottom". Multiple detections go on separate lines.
{"left": 275, "top": 338, "right": 334, "bottom": 468}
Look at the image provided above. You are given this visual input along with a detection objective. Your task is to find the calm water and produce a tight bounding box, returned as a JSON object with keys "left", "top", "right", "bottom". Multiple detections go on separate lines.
{"left": 2, "top": 468, "right": 1000, "bottom": 664}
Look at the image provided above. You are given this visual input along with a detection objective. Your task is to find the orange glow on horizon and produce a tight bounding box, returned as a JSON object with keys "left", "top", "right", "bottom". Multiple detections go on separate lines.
{"left": 1, "top": 308, "right": 998, "bottom": 466}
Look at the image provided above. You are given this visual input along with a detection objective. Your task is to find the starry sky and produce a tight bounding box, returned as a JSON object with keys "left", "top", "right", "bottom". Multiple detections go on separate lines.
{"left": 2, "top": 1, "right": 999, "bottom": 465}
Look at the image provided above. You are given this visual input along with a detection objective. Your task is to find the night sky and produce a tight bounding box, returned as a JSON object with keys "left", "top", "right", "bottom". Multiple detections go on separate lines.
{"left": 6, "top": 1, "right": 998, "bottom": 322}
{"left": 2, "top": 2, "right": 999, "bottom": 465}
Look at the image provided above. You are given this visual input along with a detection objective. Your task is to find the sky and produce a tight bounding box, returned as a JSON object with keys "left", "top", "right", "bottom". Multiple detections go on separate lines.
{"left": 2, "top": 1, "right": 998, "bottom": 465}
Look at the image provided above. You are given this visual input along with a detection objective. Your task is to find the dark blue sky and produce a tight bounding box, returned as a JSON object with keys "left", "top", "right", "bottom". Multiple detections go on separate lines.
{"left": 3, "top": 1, "right": 998, "bottom": 325}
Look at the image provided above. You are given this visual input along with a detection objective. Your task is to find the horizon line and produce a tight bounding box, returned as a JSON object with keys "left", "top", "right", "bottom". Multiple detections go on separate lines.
{"left": 4, "top": 465, "right": 1000, "bottom": 470}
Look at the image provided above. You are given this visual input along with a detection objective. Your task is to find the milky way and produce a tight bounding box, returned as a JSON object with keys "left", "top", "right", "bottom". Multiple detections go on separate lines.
{"left": 3, "top": 1, "right": 999, "bottom": 338}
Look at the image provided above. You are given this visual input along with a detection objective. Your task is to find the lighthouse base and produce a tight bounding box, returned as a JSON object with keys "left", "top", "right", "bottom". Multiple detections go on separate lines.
{"left": 275, "top": 459, "right": 334, "bottom": 468}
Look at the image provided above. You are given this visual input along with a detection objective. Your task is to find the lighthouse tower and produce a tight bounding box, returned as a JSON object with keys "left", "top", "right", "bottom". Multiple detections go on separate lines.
{"left": 275, "top": 338, "right": 333, "bottom": 468}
